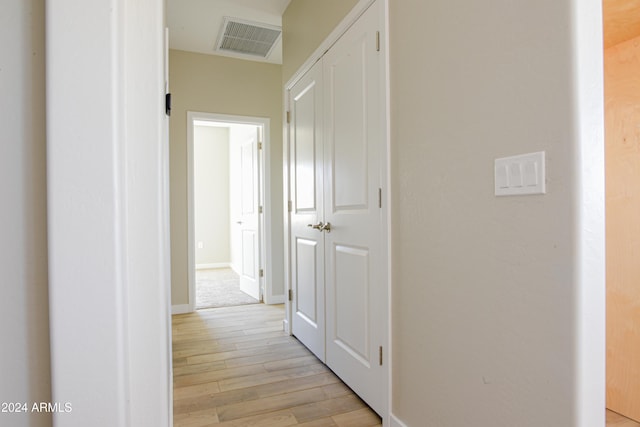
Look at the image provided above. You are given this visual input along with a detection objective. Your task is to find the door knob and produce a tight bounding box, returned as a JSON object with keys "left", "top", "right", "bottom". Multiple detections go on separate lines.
{"left": 320, "top": 222, "right": 331, "bottom": 233}
{"left": 307, "top": 222, "right": 324, "bottom": 231}
{"left": 236, "top": 221, "right": 243, "bottom": 225}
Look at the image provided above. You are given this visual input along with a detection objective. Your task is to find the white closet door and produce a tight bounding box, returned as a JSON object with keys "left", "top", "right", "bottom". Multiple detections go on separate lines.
{"left": 289, "top": 60, "right": 326, "bottom": 361}
{"left": 323, "top": 1, "right": 385, "bottom": 414}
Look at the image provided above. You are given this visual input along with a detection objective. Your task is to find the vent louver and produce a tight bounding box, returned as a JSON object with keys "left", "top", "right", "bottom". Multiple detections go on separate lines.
{"left": 216, "top": 17, "right": 282, "bottom": 58}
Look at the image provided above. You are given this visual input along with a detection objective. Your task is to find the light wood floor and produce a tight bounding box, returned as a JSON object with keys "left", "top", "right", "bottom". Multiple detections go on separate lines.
{"left": 173, "top": 304, "right": 638, "bottom": 426}
{"left": 608, "top": 409, "right": 640, "bottom": 427}
{"left": 172, "top": 303, "right": 382, "bottom": 426}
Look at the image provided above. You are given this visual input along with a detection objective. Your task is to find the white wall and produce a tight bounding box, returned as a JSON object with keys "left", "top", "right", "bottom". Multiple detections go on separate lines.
{"left": 0, "top": 1, "right": 51, "bottom": 426}
{"left": 47, "top": 0, "right": 172, "bottom": 425}
{"left": 194, "top": 125, "right": 231, "bottom": 266}
{"left": 388, "top": 0, "right": 604, "bottom": 426}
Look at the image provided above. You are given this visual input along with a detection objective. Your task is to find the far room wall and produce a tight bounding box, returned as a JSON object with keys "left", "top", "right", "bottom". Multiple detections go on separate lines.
{"left": 194, "top": 125, "right": 231, "bottom": 268}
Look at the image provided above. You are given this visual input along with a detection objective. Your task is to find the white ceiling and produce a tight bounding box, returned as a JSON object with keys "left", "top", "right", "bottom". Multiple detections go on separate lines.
{"left": 168, "top": 0, "right": 292, "bottom": 64}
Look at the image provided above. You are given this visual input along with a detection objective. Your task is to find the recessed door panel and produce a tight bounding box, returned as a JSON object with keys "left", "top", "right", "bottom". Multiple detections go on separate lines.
{"left": 241, "top": 230, "right": 256, "bottom": 280}
{"left": 294, "top": 82, "right": 318, "bottom": 212}
{"left": 333, "top": 244, "right": 370, "bottom": 366}
{"left": 295, "top": 238, "right": 319, "bottom": 325}
{"left": 328, "top": 37, "right": 368, "bottom": 211}
{"left": 241, "top": 142, "right": 256, "bottom": 215}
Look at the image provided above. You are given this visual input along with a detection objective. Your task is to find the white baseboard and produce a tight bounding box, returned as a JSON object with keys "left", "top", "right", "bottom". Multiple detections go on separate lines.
{"left": 390, "top": 414, "right": 408, "bottom": 427}
{"left": 196, "top": 262, "right": 230, "bottom": 270}
{"left": 282, "top": 318, "right": 289, "bottom": 334}
{"left": 265, "top": 294, "right": 285, "bottom": 305}
{"left": 171, "top": 304, "right": 191, "bottom": 315}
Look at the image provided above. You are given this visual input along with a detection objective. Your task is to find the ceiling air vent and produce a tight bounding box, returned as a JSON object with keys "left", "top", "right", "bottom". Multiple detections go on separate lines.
{"left": 215, "top": 17, "right": 282, "bottom": 58}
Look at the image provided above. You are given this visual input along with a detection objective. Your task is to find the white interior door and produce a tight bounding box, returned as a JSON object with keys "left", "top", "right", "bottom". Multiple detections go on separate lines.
{"left": 239, "top": 131, "right": 260, "bottom": 300}
{"left": 323, "top": 2, "right": 385, "bottom": 414}
{"left": 289, "top": 60, "right": 326, "bottom": 361}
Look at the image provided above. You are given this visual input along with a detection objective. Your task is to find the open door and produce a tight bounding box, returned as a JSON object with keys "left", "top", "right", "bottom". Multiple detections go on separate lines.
{"left": 238, "top": 129, "right": 261, "bottom": 301}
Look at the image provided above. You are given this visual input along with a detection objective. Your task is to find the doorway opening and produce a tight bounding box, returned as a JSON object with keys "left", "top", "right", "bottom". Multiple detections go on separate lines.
{"left": 187, "top": 112, "right": 271, "bottom": 310}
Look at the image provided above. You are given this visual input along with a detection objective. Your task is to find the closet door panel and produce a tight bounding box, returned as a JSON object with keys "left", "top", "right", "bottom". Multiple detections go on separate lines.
{"left": 330, "top": 40, "right": 368, "bottom": 211}
{"left": 289, "top": 60, "right": 326, "bottom": 361}
{"left": 333, "top": 244, "right": 370, "bottom": 363}
{"left": 323, "top": 0, "right": 385, "bottom": 414}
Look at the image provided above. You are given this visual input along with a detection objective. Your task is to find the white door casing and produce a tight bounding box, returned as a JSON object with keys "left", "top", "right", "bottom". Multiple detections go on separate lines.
{"left": 187, "top": 112, "right": 272, "bottom": 312}
{"left": 47, "top": 0, "right": 172, "bottom": 424}
{"left": 289, "top": 60, "right": 326, "bottom": 361}
{"left": 239, "top": 130, "right": 261, "bottom": 300}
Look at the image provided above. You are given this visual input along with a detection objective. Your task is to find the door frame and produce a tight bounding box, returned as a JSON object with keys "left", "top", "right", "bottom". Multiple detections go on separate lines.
{"left": 283, "top": 0, "right": 391, "bottom": 422}
{"left": 187, "top": 111, "right": 272, "bottom": 311}
{"left": 46, "top": 0, "right": 172, "bottom": 424}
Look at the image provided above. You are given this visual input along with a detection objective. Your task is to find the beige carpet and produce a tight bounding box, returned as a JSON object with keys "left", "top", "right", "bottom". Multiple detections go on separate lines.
{"left": 195, "top": 268, "right": 259, "bottom": 309}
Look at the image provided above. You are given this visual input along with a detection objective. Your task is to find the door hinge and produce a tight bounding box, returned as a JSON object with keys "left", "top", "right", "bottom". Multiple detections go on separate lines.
{"left": 288, "top": 200, "right": 292, "bottom": 212}
{"left": 378, "top": 188, "right": 382, "bottom": 208}
{"left": 259, "top": 205, "right": 263, "bottom": 214}
{"left": 379, "top": 346, "right": 383, "bottom": 366}
{"left": 376, "top": 31, "right": 380, "bottom": 52}
{"left": 258, "top": 142, "right": 263, "bottom": 150}
{"left": 286, "top": 111, "right": 291, "bottom": 124}
{"left": 288, "top": 289, "right": 293, "bottom": 301}
{"left": 165, "top": 93, "right": 172, "bottom": 116}
{"left": 259, "top": 268, "right": 264, "bottom": 278}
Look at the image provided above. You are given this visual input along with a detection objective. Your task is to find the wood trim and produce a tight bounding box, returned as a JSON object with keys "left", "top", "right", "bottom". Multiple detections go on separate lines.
{"left": 605, "top": 36, "right": 640, "bottom": 422}
{"left": 603, "top": 0, "right": 640, "bottom": 49}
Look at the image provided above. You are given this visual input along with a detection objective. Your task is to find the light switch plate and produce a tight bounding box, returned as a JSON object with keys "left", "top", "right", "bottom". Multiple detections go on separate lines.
{"left": 495, "top": 151, "right": 545, "bottom": 196}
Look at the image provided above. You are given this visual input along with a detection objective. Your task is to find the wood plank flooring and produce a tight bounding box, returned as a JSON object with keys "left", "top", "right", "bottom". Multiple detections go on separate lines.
{"left": 174, "top": 304, "right": 636, "bottom": 426}
{"left": 172, "top": 303, "right": 382, "bottom": 427}
{"left": 608, "top": 409, "right": 640, "bottom": 427}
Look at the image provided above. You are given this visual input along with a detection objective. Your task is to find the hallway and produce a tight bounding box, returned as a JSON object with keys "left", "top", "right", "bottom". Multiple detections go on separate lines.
{"left": 172, "top": 304, "right": 381, "bottom": 426}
